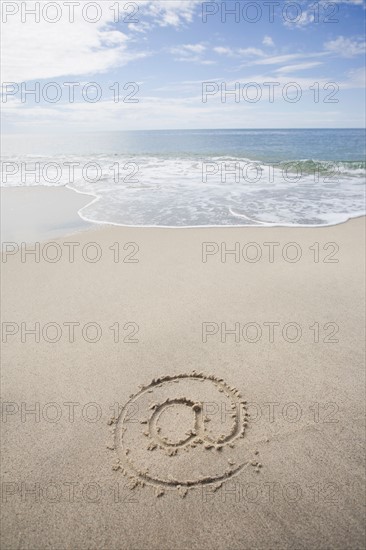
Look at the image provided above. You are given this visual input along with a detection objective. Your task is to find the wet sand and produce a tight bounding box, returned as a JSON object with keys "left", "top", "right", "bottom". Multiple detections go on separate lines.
{"left": 1, "top": 216, "right": 365, "bottom": 549}
{"left": 1, "top": 186, "right": 93, "bottom": 242}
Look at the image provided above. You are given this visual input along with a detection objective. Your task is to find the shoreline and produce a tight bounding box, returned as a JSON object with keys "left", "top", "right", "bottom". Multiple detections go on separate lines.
{"left": 1, "top": 185, "right": 365, "bottom": 244}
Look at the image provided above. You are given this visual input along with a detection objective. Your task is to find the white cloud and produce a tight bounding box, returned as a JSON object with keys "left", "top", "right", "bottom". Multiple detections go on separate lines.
{"left": 324, "top": 36, "right": 366, "bottom": 57}
{"left": 263, "top": 36, "right": 275, "bottom": 47}
{"left": 1, "top": 13, "right": 130, "bottom": 82}
{"left": 2, "top": 0, "right": 365, "bottom": 131}
{"left": 284, "top": 0, "right": 365, "bottom": 28}
{"left": 213, "top": 47, "right": 233, "bottom": 56}
{"left": 172, "top": 44, "right": 206, "bottom": 55}
{"left": 323, "top": 0, "right": 365, "bottom": 4}
{"left": 274, "top": 62, "right": 324, "bottom": 73}
{"left": 251, "top": 52, "right": 328, "bottom": 66}
{"left": 0, "top": 1, "right": 202, "bottom": 82}
{"left": 286, "top": 11, "right": 315, "bottom": 27}
{"left": 3, "top": 75, "right": 364, "bottom": 131}
{"left": 213, "top": 46, "right": 265, "bottom": 58}
{"left": 138, "top": 0, "right": 201, "bottom": 27}
{"left": 3, "top": 52, "right": 365, "bottom": 132}
{"left": 174, "top": 57, "right": 215, "bottom": 65}
{"left": 170, "top": 43, "right": 212, "bottom": 64}
{"left": 238, "top": 48, "right": 266, "bottom": 57}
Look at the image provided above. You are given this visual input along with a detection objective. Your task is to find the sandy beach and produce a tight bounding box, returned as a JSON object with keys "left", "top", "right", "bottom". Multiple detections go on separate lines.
{"left": 2, "top": 0, "right": 366, "bottom": 545}
{"left": 1, "top": 215, "right": 365, "bottom": 549}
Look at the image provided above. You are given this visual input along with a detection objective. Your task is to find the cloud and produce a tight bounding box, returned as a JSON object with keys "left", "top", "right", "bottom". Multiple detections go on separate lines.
{"left": 138, "top": 0, "right": 202, "bottom": 27}
{"left": 170, "top": 43, "right": 213, "bottom": 64}
{"left": 274, "top": 62, "right": 324, "bottom": 73}
{"left": 283, "top": 4, "right": 315, "bottom": 28}
{"left": 1, "top": 14, "right": 131, "bottom": 82}
{"left": 3, "top": 76, "right": 364, "bottom": 131}
{"left": 263, "top": 36, "right": 275, "bottom": 47}
{"left": 324, "top": 36, "right": 366, "bottom": 57}
{"left": 324, "top": 0, "right": 365, "bottom": 4}
{"left": 251, "top": 52, "right": 327, "bottom": 66}
{"left": 213, "top": 46, "right": 265, "bottom": 57}
{"left": 172, "top": 44, "right": 207, "bottom": 55}
{"left": 1, "top": 1, "right": 202, "bottom": 82}
{"left": 284, "top": 0, "right": 365, "bottom": 28}
{"left": 2, "top": 0, "right": 365, "bottom": 132}
{"left": 3, "top": 41, "right": 365, "bottom": 132}
{"left": 174, "top": 57, "right": 215, "bottom": 65}
{"left": 238, "top": 48, "right": 266, "bottom": 57}
{"left": 213, "top": 47, "right": 233, "bottom": 56}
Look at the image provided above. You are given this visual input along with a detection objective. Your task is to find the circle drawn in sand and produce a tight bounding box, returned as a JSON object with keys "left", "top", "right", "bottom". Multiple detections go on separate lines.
{"left": 109, "top": 373, "right": 258, "bottom": 495}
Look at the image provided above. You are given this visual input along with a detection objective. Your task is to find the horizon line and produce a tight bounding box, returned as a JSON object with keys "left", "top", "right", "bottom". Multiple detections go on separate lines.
{"left": 2, "top": 127, "right": 365, "bottom": 135}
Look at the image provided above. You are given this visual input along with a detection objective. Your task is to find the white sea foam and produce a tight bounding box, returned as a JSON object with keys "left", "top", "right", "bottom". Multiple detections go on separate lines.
{"left": 1, "top": 154, "right": 365, "bottom": 227}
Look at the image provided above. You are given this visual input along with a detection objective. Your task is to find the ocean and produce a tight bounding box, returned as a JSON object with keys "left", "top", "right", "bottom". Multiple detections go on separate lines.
{"left": 1, "top": 129, "right": 365, "bottom": 227}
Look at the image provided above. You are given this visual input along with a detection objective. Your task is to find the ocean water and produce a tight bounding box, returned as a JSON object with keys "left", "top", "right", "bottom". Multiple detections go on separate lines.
{"left": 1, "top": 129, "right": 365, "bottom": 227}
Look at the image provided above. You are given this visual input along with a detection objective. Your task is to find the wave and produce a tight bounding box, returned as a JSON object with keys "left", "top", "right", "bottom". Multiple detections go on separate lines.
{"left": 1, "top": 153, "right": 365, "bottom": 227}
{"left": 276, "top": 159, "right": 366, "bottom": 177}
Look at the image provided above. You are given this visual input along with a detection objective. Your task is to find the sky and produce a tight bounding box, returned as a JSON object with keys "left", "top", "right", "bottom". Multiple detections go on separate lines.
{"left": 1, "top": 0, "right": 365, "bottom": 131}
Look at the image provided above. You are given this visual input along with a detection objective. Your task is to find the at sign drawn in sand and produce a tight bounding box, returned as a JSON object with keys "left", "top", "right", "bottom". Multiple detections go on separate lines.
{"left": 108, "top": 373, "right": 263, "bottom": 497}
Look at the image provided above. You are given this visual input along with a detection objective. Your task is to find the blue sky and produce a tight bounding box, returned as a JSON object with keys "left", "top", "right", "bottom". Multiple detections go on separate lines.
{"left": 1, "top": 0, "right": 365, "bottom": 131}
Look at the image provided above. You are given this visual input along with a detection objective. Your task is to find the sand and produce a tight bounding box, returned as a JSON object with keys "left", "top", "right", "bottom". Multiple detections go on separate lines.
{"left": 1, "top": 216, "right": 365, "bottom": 549}
{"left": 1, "top": 187, "right": 93, "bottom": 243}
